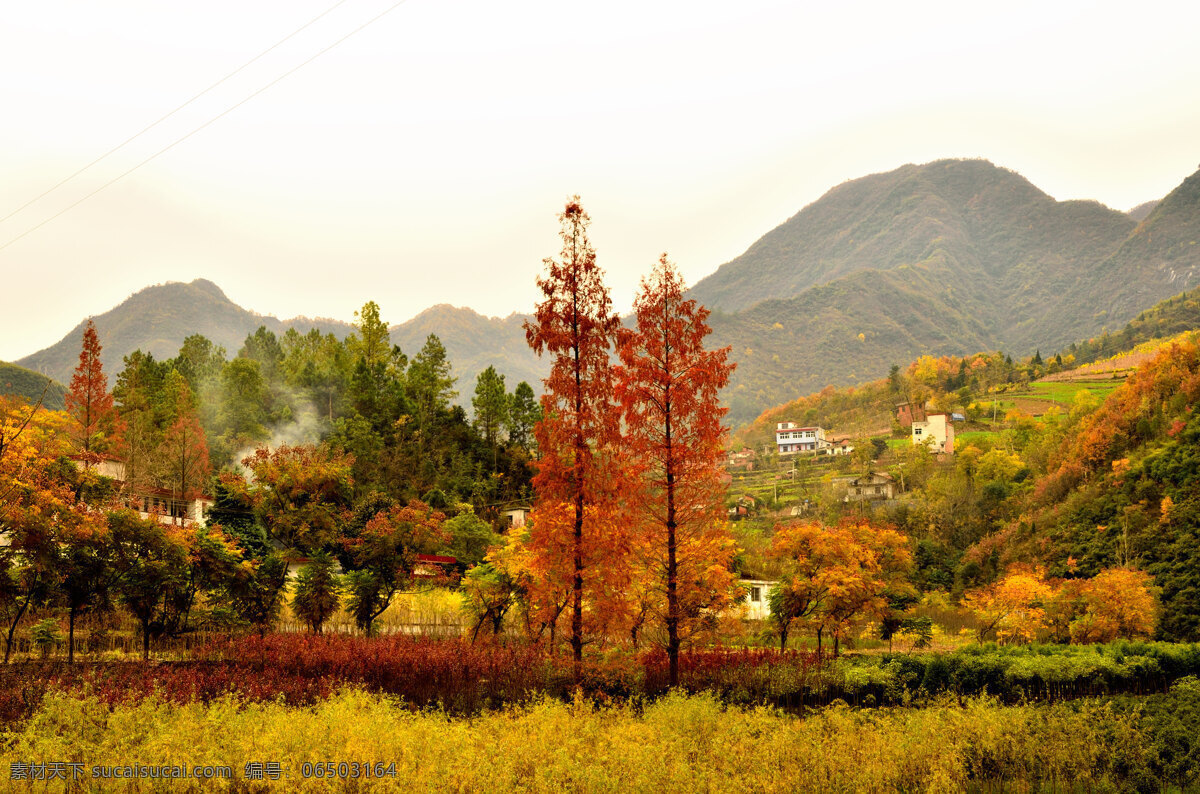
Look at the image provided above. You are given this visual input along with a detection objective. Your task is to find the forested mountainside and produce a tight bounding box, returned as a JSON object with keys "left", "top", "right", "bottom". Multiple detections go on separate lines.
{"left": 724, "top": 281, "right": 1200, "bottom": 639}
{"left": 700, "top": 160, "right": 1199, "bottom": 424}
{"left": 732, "top": 283, "right": 1200, "bottom": 446}
{"left": 1054, "top": 168, "right": 1200, "bottom": 343}
{"left": 973, "top": 337, "right": 1200, "bottom": 641}
{"left": 0, "top": 361, "right": 65, "bottom": 410}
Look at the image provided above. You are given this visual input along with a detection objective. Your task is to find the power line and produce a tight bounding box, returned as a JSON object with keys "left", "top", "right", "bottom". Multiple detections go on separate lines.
{"left": 0, "top": 0, "right": 411, "bottom": 254}
{"left": 0, "top": 0, "right": 350, "bottom": 228}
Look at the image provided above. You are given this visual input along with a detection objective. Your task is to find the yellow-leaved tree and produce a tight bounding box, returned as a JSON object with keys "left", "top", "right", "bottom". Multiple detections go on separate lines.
{"left": 964, "top": 566, "right": 1054, "bottom": 644}
{"left": 1069, "top": 568, "right": 1158, "bottom": 643}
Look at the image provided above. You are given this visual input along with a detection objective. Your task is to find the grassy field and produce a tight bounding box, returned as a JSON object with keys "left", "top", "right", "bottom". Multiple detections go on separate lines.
{"left": 3, "top": 683, "right": 1198, "bottom": 792}
{"left": 1025, "top": 379, "right": 1120, "bottom": 406}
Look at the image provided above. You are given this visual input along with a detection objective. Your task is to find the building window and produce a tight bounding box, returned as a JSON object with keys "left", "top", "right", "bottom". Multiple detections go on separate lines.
{"left": 914, "top": 428, "right": 923, "bottom": 435}
{"left": 750, "top": 587, "right": 762, "bottom": 602}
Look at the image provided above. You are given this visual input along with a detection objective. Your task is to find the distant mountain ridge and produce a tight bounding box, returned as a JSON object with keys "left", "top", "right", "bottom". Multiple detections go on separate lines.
{"left": 16, "top": 159, "right": 1199, "bottom": 428}
{"left": 16, "top": 279, "right": 546, "bottom": 406}
{"left": 694, "top": 159, "right": 1197, "bottom": 423}
{"left": 17, "top": 279, "right": 356, "bottom": 385}
{"left": 392, "top": 305, "right": 545, "bottom": 395}
{"left": 1127, "top": 200, "right": 1160, "bottom": 222}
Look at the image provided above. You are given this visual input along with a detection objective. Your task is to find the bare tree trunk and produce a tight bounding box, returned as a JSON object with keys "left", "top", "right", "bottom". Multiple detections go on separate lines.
{"left": 571, "top": 438, "right": 585, "bottom": 682}
{"left": 68, "top": 608, "right": 77, "bottom": 664}
{"left": 570, "top": 275, "right": 586, "bottom": 685}
{"left": 471, "top": 614, "right": 487, "bottom": 644}
{"left": 4, "top": 583, "right": 36, "bottom": 664}
{"left": 666, "top": 475, "right": 680, "bottom": 687}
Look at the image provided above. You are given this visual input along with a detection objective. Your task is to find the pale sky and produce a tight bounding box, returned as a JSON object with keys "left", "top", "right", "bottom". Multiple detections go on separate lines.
{"left": 2, "top": 0, "right": 1199, "bottom": 364}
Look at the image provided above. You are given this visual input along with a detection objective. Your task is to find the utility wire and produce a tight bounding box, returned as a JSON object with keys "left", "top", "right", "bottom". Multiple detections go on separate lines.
{"left": 0, "top": 0, "right": 411, "bottom": 254}
{"left": 0, "top": 0, "right": 349, "bottom": 227}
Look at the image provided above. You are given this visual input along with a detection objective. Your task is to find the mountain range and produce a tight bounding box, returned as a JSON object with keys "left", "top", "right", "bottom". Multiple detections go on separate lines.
{"left": 9, "top": 159, "right": 1199, "bottom": 426}
{"left": 696, "top": 160, "right": 1199, "bottom": 423}
{"left": 13, "top": 279, "right": 547, "bottom": 410}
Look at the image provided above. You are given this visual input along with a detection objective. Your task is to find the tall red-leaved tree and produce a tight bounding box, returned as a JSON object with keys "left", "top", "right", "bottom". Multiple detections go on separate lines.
{"left": 524, "top": 198, "right": 623, "bottom": 675}
{"left": 159, "top": 375, "right": 211, "bottom": 522}
{"left": 65, "top": 320, "right": 121, "bottom": 458}
{"left": 615, "top": 255, "right": 735, "bottom": 685}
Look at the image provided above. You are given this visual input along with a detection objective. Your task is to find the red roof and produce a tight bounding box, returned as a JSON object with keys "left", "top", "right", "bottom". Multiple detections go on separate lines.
{"left": 416, "top": 554, "right": 457, "bottom": 565}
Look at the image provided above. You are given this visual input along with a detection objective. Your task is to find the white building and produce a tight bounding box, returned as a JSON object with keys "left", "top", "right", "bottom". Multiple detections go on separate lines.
{"left": 775, "top": 422, "right": 828, "bottom": 455}
{"left": 501, "top": 505, "right": 530, "bottom": 529}
{"left": 73, "top": 455, "right": 211, "bottom": 527}
{"left": 742, "top": 579, "right": 777, "bottom": 620}
{"left": 844, "top": 472, "right": 897, "bottom": 502}
{"left": 911, "top": 413, "right": 955, "bottom": 455}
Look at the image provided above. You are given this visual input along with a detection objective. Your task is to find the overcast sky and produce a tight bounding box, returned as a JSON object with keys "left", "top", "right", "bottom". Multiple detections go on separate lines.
{"left": 2, "top": 0, "right": 1198, "bottom": 364}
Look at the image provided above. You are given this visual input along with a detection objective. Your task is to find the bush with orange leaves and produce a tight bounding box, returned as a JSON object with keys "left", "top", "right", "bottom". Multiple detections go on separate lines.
{"left": 1069, "top": 568, "right": 1159, "bottom": 643}
{"left": 969, "top": 566, "right": 1159, "bottom": 645}
{"left": 964, "top": 566, "right": 1054, "bottom": 644}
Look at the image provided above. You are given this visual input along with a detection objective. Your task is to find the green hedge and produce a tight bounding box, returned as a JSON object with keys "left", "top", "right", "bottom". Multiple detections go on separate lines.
{"left": 714, "top": 641, "right": 1200, "bottom": 708}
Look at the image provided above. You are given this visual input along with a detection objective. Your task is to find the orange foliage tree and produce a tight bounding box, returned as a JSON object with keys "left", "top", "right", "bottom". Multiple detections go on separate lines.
{"left": 64, "top": 319, "right": 122, "bottom": 458}
{"left": 490, "top": 518, "right": 572, "bottom": 650}
{"left": 1037, "top": 339, "right": 1200, "bottom": 503}
{"left": 158, "top": 373, "right": 211, "bottom": 522}
{"left": 964, "top": 566, "right": 1054, "bottom": 644}
{"left": 0, "top": 401, "right": 103, "bottom": 662}
{"left": 228, "top": 444, "right": 355, "bottom": 553}
{"left": 342, "top": 499, "right": 447, "bottom": 636}
{"left": 615, "top": 255, "right": 736, "bottom": 684}
{"left": 768, "top": 519, "right": 913, "bottom": 654}
{"left": 1068, "top": 567, "right": 1159, "bottom": 643}
{"left": 524, "top": 198, "right": 624, "bottom": 674}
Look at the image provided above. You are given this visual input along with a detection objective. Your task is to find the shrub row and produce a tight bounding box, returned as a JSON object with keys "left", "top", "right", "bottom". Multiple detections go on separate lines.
{"left": 2, "top": 637, "right": 1198, "bottom": 729}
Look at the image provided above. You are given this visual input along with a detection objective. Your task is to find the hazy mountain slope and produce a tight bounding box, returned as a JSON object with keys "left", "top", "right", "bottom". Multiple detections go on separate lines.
{"left": 700, "top": 159, "right": 1142, "bottom": 426}
{"left": 692, "top": 159, "right": 1200, "bottom": 424}
{"left": 1052, "top": 168, "right": 1200, "bottom": 342}
{"left": 0, "top": 362, "right": 66, "bottom": 411}
{"left": 710, "top": 254, "right": 996, "bottom": 422}
{"left": 16, "top": 279, "right": 355, "bottom": 384}
{"left": 392, "top": 305, "right": 547, "bottom": 398}
{"left": 1128, "top": 200, "right": 1160, "bottom": 222}
{"left": 690, "top": 162, "right": 972, "bottom": 311}
{"left": 15, "top": 162, "right": 1198, "bottom": 428}
{"left": 691, "top": 159, "right": 1135, "bottom": 315}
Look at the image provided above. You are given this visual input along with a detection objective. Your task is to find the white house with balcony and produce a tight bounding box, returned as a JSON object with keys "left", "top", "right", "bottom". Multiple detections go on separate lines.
{"left": 775, "top": 422, "right": 829, "bottom": 455}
